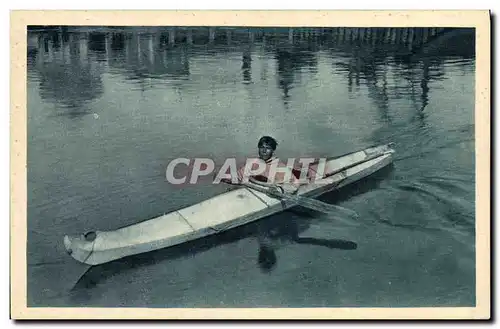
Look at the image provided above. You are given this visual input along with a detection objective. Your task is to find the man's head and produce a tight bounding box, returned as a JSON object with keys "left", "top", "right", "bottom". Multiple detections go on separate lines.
{"left": 258, "top": 136, "right": 278, "bottom": 161}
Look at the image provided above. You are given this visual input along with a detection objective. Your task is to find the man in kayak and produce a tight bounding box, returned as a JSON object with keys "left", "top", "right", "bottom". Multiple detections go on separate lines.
{"left": 221, "top": 136, "right": 310, "bottom": 193}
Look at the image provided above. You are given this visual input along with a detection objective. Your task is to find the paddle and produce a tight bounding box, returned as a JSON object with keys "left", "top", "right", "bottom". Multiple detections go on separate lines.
{"left": 232, "top": 179, "right": 359, "bottom": 219}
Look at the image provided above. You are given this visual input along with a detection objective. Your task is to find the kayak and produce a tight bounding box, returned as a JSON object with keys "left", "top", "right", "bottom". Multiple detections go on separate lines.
{"left": 64, "top": 143, "right": 395, "bottom": 265}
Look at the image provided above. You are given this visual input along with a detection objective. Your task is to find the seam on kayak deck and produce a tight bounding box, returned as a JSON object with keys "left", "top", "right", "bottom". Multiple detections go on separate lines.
{"left": 82, "top": 238, "right": 97, "bottom": 265}
{"left": 246, "top": 188, "right": 271, "bottom": 207}
{"left": 176, "top": 211, "right": 196, "bottom": 232}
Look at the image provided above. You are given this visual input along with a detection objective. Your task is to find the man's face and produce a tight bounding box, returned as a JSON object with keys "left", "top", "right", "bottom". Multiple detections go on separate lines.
{"left": 258, "top": 143, "right": 274, "bottom": 161}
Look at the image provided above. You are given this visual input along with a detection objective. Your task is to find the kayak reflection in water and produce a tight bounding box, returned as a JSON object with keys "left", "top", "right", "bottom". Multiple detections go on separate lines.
{"left": 257, "top": 238, "right": 278, "bottom": 273}
{"left": 256, "top": 216, "right": 358, "bottom": 273}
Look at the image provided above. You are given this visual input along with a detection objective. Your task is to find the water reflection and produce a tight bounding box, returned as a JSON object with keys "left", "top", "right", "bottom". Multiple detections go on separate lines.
{"left": 257, "top": 228, "right": 358, "bottom": 273}
{"left": 38, "top": 64, "right": 103, "bottom": 114}
{"left": 88, "top": 32, "right": 106, "bottom": 53}
{"left": 28, "top": 27, "right": 474, "bottom": 118}
{"left": 242, "top": 47, "right": 252, "bottom": 84}
{"left": 275, "top": 45, "right": 318, "bottom": 107}
{"left": 107, "top": 32, "right": 190, "bottom": 83}
{"left": 28, "top": 32, "right": 104, "bottom": 113}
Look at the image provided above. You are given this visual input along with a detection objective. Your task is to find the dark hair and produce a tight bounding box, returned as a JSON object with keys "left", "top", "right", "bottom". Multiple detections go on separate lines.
{"left": 258, "top": 136, "right": 278, "bottom": 150}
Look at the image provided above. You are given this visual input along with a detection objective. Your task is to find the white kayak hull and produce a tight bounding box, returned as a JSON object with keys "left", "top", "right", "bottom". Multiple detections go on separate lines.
{"left": 64, "top": 144, "right": 395, "bottom": 265}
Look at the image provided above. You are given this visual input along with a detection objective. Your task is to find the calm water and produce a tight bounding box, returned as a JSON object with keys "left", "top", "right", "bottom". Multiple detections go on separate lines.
{"left": 27, "top": 27, "right": 476, "bottom": 307}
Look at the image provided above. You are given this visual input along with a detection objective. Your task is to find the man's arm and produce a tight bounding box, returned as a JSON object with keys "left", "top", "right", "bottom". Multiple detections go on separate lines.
{"left": 220, "top": 177, "right": 238, "bottom": 184}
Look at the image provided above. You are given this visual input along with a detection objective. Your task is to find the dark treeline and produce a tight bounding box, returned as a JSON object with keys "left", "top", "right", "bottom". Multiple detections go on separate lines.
{"left": 27, "top": 26, "right": 467, "bottom": 50}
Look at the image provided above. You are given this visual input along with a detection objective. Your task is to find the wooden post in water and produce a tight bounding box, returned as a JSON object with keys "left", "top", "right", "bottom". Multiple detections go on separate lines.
{"left": 136, "top": 33, "right": 141, "bottom": 64}
{"left": 123, "top": 33, "right": 130, "bottom": 61}
{"left": 209, "top": 27, "right": 215, "bottom": 43}
{"left": 288, "top": 28, "right": 294, "bottom": 44}
{"left": 331, "top": 28, "right": 337, "bottom": 42}
{"left": 396, "top": 28, "right": 402, "bottom": 44}
{"left": 412, "top": 28, "right": 420, "bottom": 49}
{"left": 78, "top": 34, "right": 87, "bottom": 64}
{"left": 338, "top": 27, "right": 345, "bottom": 43}
{"left": 226, "top": 29, "right": 232, "bottom": 45}
{"left": 345, "top": 28, "right": 351, "bottom": 42}
{"left": 187, "top": 29, "right": 193, "bottom": 45}
{"left": 384, "top": 28, "right": 389, "bottom": 44}
{"left": 367, "top": 27, "right": 373, "bottom": 44}
{"left": 415, "top": 28, "right": 423, "bottom": 48}
{"left": 59, "top": 28, "right": 66, "bottom": 64}
{"left": 372, "top": 28, "right": 377, "bottom": 44}
{"left": 168, "top": 28, "right": 175, "bottom": 45}
{"left": 249, "top": 29, "right": 255, "bottom": 43}
{"left": 64, "top": 33, "right": 74, "bottom": 63}
{"left": 407, "top": 28, "right": 414, "bottom": 51}
{"left": 147, "top": 33, "right": 154, "bottom": 64}
{"left": 391, "top": 28, "right": 397, "bottom": 44}
{"left": 422, "top": 27, "right": 429, "bottom": 44}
